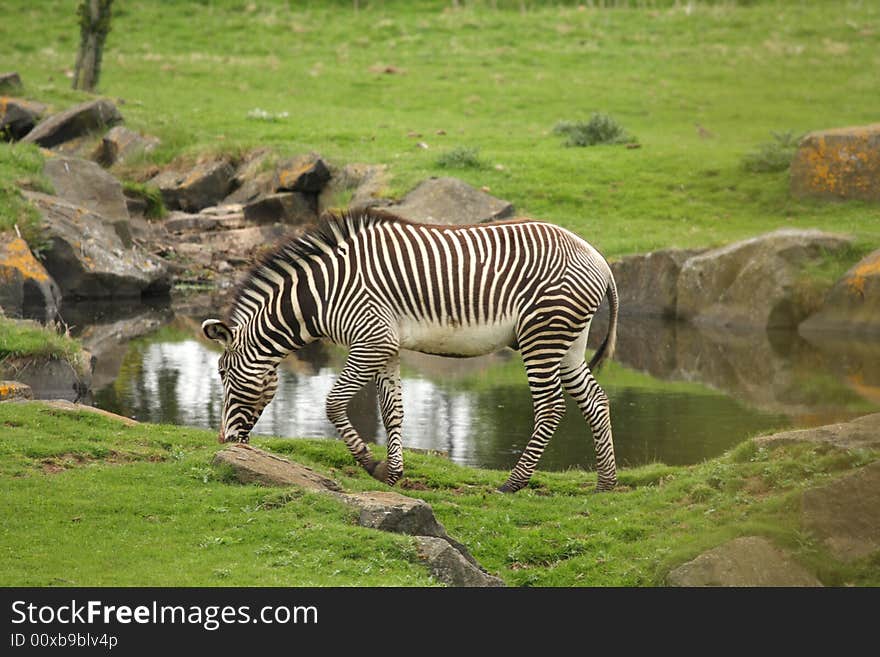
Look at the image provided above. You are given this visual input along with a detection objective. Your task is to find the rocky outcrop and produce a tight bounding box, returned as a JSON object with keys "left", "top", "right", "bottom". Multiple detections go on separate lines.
{"left": 415, "top": 537, "right": 505, "bottom": 587}
{"left": 273, "top": 154, "right": 330, "bottom": 194}
{"left": 791, "top": 124, "right": 880, "bottom": 202}
{"left": 0, "top": 381, "right": 33, "bottom": 401}
{"left": 0, "top": 72, "right": 22, "bottom": 92}
{"left": 387, "top": 177, "right": 514, "bottom": 225}
{"left": 0, "top": 233, "right": 61, "bottom": 321}
{"left": 666, "top": 536, "right": 822, "bottom": 587}
{"left": 676, "top": 229, "right": 853, "bottom": 330}
{"left": 1, "top": 97, "right": 47, "bottom": 141}
{"left": 243, "top": 192, "right": 317, "bottom": 226}
{"left": 801, "top": 462, "right": 880, "bottom": 562}
{"left": 43, "top": 156, "right": 132, "bottom": 246}
{"left": 212, "top": 444, "right": 342, "bottom": 491}
{"left": 0, "top": 337, "right": 93, "bottom": 403}
{"left": 25, "top": 191, "right": 170, "bottom": 299}
{"left": 95, "top": 126, "right": 159, "bottom": 167}
{"left": 149, "top": 158, "right": 236, "bottom": 212}
{"left": 21, "top": 99, "right": 122, "bottom": 149}
{"left": 799, "top": 248, "right": 880, "bottom": 336}
{"left": 610, "top": 248, "right": 703, "bottom": 317}
{"left": 319, "top": 163, "right": 391, "bottom": 212}
{"left": 754, "top": 413, "right": 880, "bottom": 451}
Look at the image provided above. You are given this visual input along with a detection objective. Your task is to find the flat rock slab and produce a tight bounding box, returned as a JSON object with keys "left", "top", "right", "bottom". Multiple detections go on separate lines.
{"left": 1, "top": 399, "right": 137, "bottom": 426}
{"left": 339, "top": 490, "right": 447, "bottom": 536}
{"left": 666, "top": 536, "right": 822, "bottom": 587}
{"left": 21, "top": 99, "right": 122, "bottom": 149}
{"left": 0, "top": 381, "right": 33, "bottom": 401}
{"left": 800, "top": 248, "right": 880, "bottom": 337}
{"left": 802, "top": 461, "right": 880, "bottom": 562}
{"left": 754, "top": 413, "right": 880, "bottom": 451}
{"left": 791, "top": 124, "right": 880, "bottom": 202}
{"left": 387, "top": 177, "right": 514, "bottom": 225}
{"left": 212, "top": 444, "right": 342, "bottom": 492}
{"left": 1, "top": 97, "right": 47, "bottom": 140}
{"left": 150, "top": 159, "right": 236, "bottom": 212}
{"left": 416, "top": 536, "right": 504, "bottom": 587}
{"left": 273, "top": 154, "right": 331, "bottom": 194}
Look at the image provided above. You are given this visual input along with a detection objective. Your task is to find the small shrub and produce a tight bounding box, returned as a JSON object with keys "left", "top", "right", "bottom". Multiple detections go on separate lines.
{"left": 435, "top": 146, "right": 485, "bottom": 169}
{"left": 122, "top": 181, "right": 166, "bottom": 219}
{"left": 741, "top": 130, "right": 801, "bottom": 173}
{"left": 553, "top": 113, "right": 636, "bottom": 147}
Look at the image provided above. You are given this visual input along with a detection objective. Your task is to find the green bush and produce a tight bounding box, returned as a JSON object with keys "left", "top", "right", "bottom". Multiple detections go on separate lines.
{"left": 741, "top": 130, "right": 801, "bottom": 173}
{"left": 553, "top": 113, "right": 636, "bottom": 147}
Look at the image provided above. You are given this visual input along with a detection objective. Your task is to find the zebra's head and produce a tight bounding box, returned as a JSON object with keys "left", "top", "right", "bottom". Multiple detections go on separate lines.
{"left": 202, "top": 318, "right": 280, "bottom": 444}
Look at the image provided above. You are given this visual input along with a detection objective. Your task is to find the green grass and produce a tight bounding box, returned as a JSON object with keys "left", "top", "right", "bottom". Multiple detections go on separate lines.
{"left": 0, "top": 317, "right": 82, "bottom": 361}
{"left": 0, "top": 143, "right": 51, "bottom": 248}
{"left": 1, "top": 401, "right": 877, "bottom": 586}
{"left": 1, "top": 0, "right": 878, "bottom": 258}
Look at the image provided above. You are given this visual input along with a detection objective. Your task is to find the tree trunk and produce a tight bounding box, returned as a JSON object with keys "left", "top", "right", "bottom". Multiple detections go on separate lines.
{"left": 72, "top": 0, "right": 113, "bottom": 92}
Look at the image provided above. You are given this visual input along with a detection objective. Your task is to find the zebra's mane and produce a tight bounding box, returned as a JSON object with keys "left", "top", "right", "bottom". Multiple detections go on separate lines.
{"left": 229, "top": 207, "right": 401, "bottom": 324}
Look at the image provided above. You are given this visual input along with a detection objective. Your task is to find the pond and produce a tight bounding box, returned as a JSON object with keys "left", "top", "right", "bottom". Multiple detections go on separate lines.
{"left": 62, "top": 294, "right": 880, "bottom": 473}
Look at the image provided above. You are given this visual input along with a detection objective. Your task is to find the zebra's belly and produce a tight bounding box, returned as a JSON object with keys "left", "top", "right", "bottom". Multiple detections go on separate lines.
{"left": 398, "top": 317, "right": 517, "bottom": 357}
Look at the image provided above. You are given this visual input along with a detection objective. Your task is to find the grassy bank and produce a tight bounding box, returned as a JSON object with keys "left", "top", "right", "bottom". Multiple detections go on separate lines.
{"left": 2, "top": 0, "right": 879, "bottom": 257}
{"left": 1, "top": 401, "right": 877, "bottom": 586}
{"left": 0, "top": 316, "right": 81, "bottom": 361}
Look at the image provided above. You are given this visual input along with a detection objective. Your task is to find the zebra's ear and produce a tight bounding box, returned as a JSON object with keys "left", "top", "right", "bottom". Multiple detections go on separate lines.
{"left": 202, "top": 319, "right": 233, "bottom": 347}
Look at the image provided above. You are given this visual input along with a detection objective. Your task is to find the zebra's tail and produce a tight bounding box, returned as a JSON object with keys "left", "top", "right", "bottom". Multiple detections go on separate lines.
{"left": 587, "top": 272, "right": 618, "bottom": 372}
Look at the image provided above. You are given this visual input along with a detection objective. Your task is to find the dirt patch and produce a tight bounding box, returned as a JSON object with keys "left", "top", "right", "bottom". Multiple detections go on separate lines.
{"left": 399, "top": 478, "right": 429, "bottom": 491}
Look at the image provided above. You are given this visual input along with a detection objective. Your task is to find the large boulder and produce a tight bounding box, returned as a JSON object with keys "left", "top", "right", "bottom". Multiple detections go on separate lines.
{"left": 799, "top": 248, "right": 880, "bottom": 336}
{"left": 273, "top": 154, "right": 331, "bottom": 194}
{"left": 791, "top": 124, "right": 880, "bottom": 202}
{"left": 24, "top": 191, "right": 170, "bottom": 299}
{"left": 610, "top": 248, "right": 703, "bottom": 317}
{"left": 149, "top": 159, "right": 236, "bottom": 212}
{"left": 0, "top": 233, "right": 61, "bottom": 321}
{"left": 676, "top": 229, "right": 853, "bottom": 330}
{"left": 243, "top": 192, "right": 317, "bottom": 226}
{"left": 387, "top": 177, "right": 514, "bottom": 225}
{"left": 21, "top": 99, "right": 122, "bottom": 149}
{"left": 42, "top": 156, "right": 131, "bottom": 246}
{"left": 212, "top": 444, "right": 342, "bottom": 491}
{"left": 1, "top": 97, "right": 47, "bottom": 141}
{"left": 802, "top": 462, "right": 880, "bottom": 563}
{"left": 223, "top": 149, "right": 275, "bottom": 205}
{"left": 666, "top": 536, "right": 822, "bottom": 587}
{"left": 94, "top": 126, "right": 159, "bottom": 167}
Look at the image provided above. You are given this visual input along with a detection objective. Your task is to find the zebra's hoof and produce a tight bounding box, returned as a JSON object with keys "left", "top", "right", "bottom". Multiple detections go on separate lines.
{"left": 370, "top": 460, "right": 388, "bottom": 483}
{"left": 497, "top": 482, "right": 521, "bottom": 494}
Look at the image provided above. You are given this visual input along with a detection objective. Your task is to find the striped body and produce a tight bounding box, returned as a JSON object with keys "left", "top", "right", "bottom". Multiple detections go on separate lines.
{"left": 203, "top": 210, "right": 619, "bottom": 492}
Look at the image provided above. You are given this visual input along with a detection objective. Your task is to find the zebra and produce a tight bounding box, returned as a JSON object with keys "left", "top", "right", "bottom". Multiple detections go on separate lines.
{"left": 202, "top": 208, "right": 619, "bottom": 493}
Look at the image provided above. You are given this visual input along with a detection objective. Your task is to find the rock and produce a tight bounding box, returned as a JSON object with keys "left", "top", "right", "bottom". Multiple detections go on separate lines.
{"left": 42, "top": 156, "right": 132, "bottom": 246}
{"left": 802, "top": 462, "right": 880, "bottom": 562}
{"left": 95, "top": 126, "right": 159, "bottom": 167}
{"left": 1, "top": 398, "right": 137, "bottom": 426}
{"left": 415, "top": 536, "right": 504, "bottom": 587}
{"left": 0, "top": 72, "right": 22, "bottom": 92}
{"left": 318, "top": 163, "right": 391, "bottom": 212}
{"left": 164, "top": 207, "right": 247, "bottom": 233}
{"left": 0, "top": 381, "right": 33, "bottom": 401}
{"left": 1, "top": 97, "right": 47, "bottom": 141}
{"left": 243, "top": 192, "right": 317, "bottom": 226}
{"left": 223, "top": 149, "right": 275, "bottom": 205}
{"left": 184, "top": 224, "right": 291, "bottom": 255}
{"left": 0, "top": 233, "right": 61, "bottom": 321}
{"left": 610, "top": 248, "right": 703, "bottom": 317}
{"left": 273, "top": 154, "right": 331, "bottom": 193}
{"left": 24, "top": 191, "right": 170, "bottom": 299}
{"left": 676, "top": 229, "right": 853, "bottom": 330}
{"left": 666, "top": 536, "right": 822, "bottom": 587}
{"left": 341, "top": 490, "right": 448, "bottom": 536}
{"left": 387, "top": 177, "right": 514, "bottom": 225}
{"left": 754, "top": 413, "right": 880, "bottom": 451}
{"left": 0, "top": 348, "right": 93, "bottom": 403}
{"left": 791, "top": 124, "right": 880, "bottom": 202}
{"left": 212, "top": 444, "right": 342, "bottom": 491}
{"left": 799, "top": 248, "right": 880, "bottom": 336}
{"left": 149, "top": 159, "right": 236, "bottom": 212}
{"left": 21, "top": 99, "right": 122, "bottom": 149}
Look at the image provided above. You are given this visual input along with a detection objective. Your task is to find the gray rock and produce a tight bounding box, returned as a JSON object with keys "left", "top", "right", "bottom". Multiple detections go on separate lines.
{"left": 149, "top": 159, "right": 236, "bottom": 212}
{"left": 666, "top": 536, "right": 822, "bottom": 587}
{"left": 186, "top": 224, "right": 291, "bottom": 255}
{"left": 0, "top": 233, "right": 61, "bottom": 322}
{"left": 415, "top": 536, "right": 504, "bottom": 587}
{"left": 273, "top": 154, "right": 331, "bottom": 193}
{"left": 0, "top": 381, "right": 33, "bottom": 401}
{"left": 164, "top": 208, "right": 247, "bottom": 233}
{"left": 244, "top": 192, "right": 317, "bottom": 226}
{"left": 43, "top": 156, "right": 132, "bottom": 246}
{"left": 95, "top": 126, "right": 159, "bottom": 167}
{"left": 754, "top": 413, "right": 880, "bottom": 451}
{"left": 610, "top": 248, "right": 704, "bottom": 317}
{"left": 676, "top": 229, "right": 853, "bottom": 330}
{"left": 223, "top": 149, "right": 275, "bottom": 205}
{"left": 1, "top": 97, "right": 47, "bottom": 141}
{"left": 24, "top": 191, "right": 170, "bottom": 299}
{"left": 0, "top": 346, "right": 93, "bottom": 403}
{"left": 0, "top": 72, "right": 22, "bottom": 92}
{"left": 387, "top": 177, "right": 514, "bottom": 225}
{"left": 318, "top": 163, "right": 391, "bottom": 212}
{"left": 21, "top": 99, "right": 122, "bottom": 148}
{"left": 791, "top": 124, "right": 880, "bottom": 202}
{"left": 212, "top": 444, "right": 342, "bottom": 491}
{"left": 799, "top": 248, "right": 880, "bottom": 337}
{"left": 802, "top": 461, "right": 880, "bottom": 562}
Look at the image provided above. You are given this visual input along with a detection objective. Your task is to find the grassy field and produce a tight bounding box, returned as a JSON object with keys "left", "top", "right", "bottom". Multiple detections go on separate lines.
{"left": 2, "top": 0, "right": 879, "bottom": 257}
{"left": 1, "top": 401, "right": 877, "bottom": 586}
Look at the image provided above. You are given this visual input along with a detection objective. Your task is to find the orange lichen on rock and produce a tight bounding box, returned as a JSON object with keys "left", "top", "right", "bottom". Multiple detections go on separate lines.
{"left": 0, "top": 236, "right": 50, "bottom": 282}
{"left": 844, "top": 250, "right": 880, "bottom": 298}
{"left": 791, "top": 124, "right": 880, "bottom": 201}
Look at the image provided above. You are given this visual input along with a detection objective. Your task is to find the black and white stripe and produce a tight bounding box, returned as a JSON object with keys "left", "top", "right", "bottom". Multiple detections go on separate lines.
{"left": 203, "top": 209, "right": 619, "bottom": 492}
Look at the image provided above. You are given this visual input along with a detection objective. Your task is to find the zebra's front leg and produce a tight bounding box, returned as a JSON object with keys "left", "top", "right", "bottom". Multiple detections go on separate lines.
{"left": 326, "top": 344, "right": 396, "bottom": 479}
{"left": 374, "top": 355, "right": 404, "bottom": 486}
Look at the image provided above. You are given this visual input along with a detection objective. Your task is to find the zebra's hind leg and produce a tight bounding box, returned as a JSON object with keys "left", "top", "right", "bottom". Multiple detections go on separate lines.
{"left": 561, "top": 358, "right": 617, "bottom": 491}
{"left": 326, "top": 343, "right": 397, "bottom": 481}
{"left": 374, "top": 355, "right": 404, "bottom": 486}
